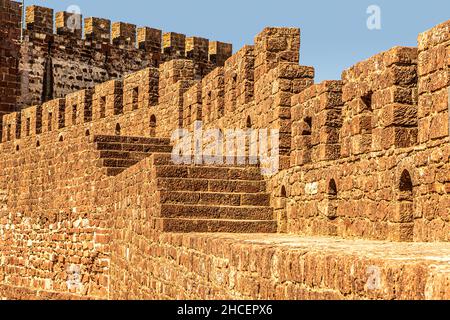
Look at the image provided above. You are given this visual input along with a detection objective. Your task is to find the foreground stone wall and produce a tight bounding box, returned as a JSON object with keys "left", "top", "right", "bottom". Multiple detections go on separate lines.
{"left": 0, "top": 126, "right": 111, "bottom": 299}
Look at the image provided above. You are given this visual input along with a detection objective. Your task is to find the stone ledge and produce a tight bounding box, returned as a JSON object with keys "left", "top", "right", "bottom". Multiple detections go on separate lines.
{"left": 153, "top": 233, "right": 450, "bottom": 300}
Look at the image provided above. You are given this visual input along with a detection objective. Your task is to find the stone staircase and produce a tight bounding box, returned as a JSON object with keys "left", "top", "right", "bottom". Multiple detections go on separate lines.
{"left": 94, "top": 135, "right": 172, "bottom": 176}
{"left": 94, "top": 135, "right": 277, "bottom": 233}
{"left": 151, "top": 153, "right": 277, "bottom": 233}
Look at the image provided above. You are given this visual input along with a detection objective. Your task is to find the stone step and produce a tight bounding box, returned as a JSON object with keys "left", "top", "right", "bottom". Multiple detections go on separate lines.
{"left": 101, "top": 158, "right": 140, "bottom": 168}
{"left": 99, "top": 150, "right": 152, "bottom": 161}
{"left": 151, "top": 153, "right": 260, "bottom": 168}
{"left": 94, "top": 135, "right": 171, "bottom": 145}
{"left": 96, "top": 143, "right": 173, "bottom": 153}
{"left": 160, "top": 204, "right": 273, "bottom": 220}
{"left": 104, "top": 167, "right": 126, "bottom": 176}
{"left": 154, "top": 218, "right": 278, "bottom": 233}
{"left": 155, "top": 165, "right": 263, "bottom": 181}
{"left": 159, "top": 191, "right": 270, "bottom": 206}
{"left": 157, "top": 178, "right": 267, "bottom": 193}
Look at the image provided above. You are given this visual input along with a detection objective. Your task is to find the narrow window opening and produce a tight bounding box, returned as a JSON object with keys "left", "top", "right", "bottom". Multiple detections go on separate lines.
{"left": 100, "top": 96, "right": 106, "bottom": 119}
{"left": 48, "top": 112, "right": 53, "bottom": 132}
{"left": 150, "top": 115, "right": 156, "bottom": 137}
{"left": 132, "top": 87, "right": 139, "bottom": 110}
{"left": 303, "top": 116, "right": 312, "bottom": 135}
{"left": 279, "top": 186, "right": 288, "bottom": 233}
{"left": 72, "top": 104, "right": 78, "bottom": 125}
{"left": 246, "top": 116, "right": 252, "bottom": 129}
{"left": 26, "top": 118, "right": 31, "bottom": 136}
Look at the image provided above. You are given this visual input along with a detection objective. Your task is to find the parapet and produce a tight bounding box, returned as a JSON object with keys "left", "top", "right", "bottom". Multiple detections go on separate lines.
{"left": 65, "top": 89, "right": 93, "bottom": 127}
{"left": 137, "top": 27, "right": 162, "bottom": 52}
{"left": 41, "top": 99, "right": 65, "bottom": 133}
{"left": 209, "top": 41, "right": 233, "bottom": 66}
{"left": 123, "top": 68, "right": 159, "bottom": 113}
{"left": 92, "top": 80, "right": 123, "bottom": 120}
{"left": 201, "top": 67, "right": 225, "bottom": 124}
{"left": 254, "top": 27, "right": 300, "bottom": 81}
{"left": 183, "top": 82, "right": 202, "bottom": 128}
{"left": 340, "top": 46, "right": 419, "bottom": 157}
{"left": 19, "top": 1, "right": 232, "bottom": 68}
{"left": 224, "top": 45, "right": 255, "bottom": 112}
{"left": 291, "top": 81, "right": 343, "bottom": 165}
{"left": 0, "top": 63, "right": 162, "bottom": 143}
{"left": 186, "top": 37, "right": 209, "bottom": 61}
{"left": 20, "top": 105, "right": 42, "bottom": 137}
{"left": 417, "top": 20, "right": 450, "bottom": 143}
{"left": 26, "top": 5, "right": 54, "bottom": 34}
{"left": 112, "top": 22, "right": 136, "bottom": 47}
{"left": 2, "top": 111, "right": 20, "bottom": 142}
{"left": 163, "top": 32, "right": 187, "bottom": 59}
{"left": 55, "top": 11, "right": 82, "bottom": 38}
{"left": 84, "top": 17, "right": 111, "bottom": 43}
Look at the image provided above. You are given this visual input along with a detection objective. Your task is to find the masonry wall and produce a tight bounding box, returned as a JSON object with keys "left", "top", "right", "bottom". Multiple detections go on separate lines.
{"left": 0, "top": 125, "right": 111, "bottom": 299}
{"left": 182, "top": 28, "right": 315, "bottom": 169}
{"left": 269, "top": 38, "right": 449, "bottom": 242}
{"left": 0, "top": 1, "right": 232, "bottom": 114}
{"left": 0, "top": 0, "right": 21, "bottom": 120}
{"left": 0, "top": 0, "right": 449, "bottom": 300}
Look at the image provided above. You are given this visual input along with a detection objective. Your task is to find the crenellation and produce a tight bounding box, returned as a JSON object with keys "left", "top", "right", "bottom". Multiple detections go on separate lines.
{"left": 65, "top": 89, "right": 93, "bottom": 127}
{"left": 417, "top": 21, "right": 450, "bottom": 143}
{"left": 112, "top": 22, "right": 137, "bottom": 48}
{"left": 137, "top": 26, "right": 162, "bottom": 56}
{"left": 186, "top": 37, "right": 209, "bottom": 61}
{"left": 340, "top": 46, "right": 419, "bottom": 157}
{"left": 84, "top": 17, "right": 111, "bottom": 43}
{"left": 20, "top": 105, "right": 42, "bottom": 137}
{"left": 182, "top": 82, "right": 202, "bottom": 128}
{"left": 25, "top": 5, "right": 53, "bottom": 34}
{"left": 224, "top": 45, "right": 255, "bottom": 113}
{"left": 55, "top": 11, "right": 82, "bottom": 38}
{"left": 163, "top": 32, "right": 186, "bottom": 59}
{"left": 123, "top": 67, "right": 159, "bottom": 112}
{"left": 201, "top": 67, "right": 225, "bottom": 124}
{"left": 291, "top": 81, "right": 343, "bottom": 166}
{"left": 209, "top": 41, "right": 233, "bottom": 67}
{"left": 92, "top": 80, "right": 123, "bottom": 120}
{"left": 1, "top": 2, "right": 230, "bottom": 112}
{"left": 41, "top": 98, "right": 65, "bottom": 133}
{"left": 1, "top": 111, "right": 20, "bottom": 142}
{"left": 0, "top": 0, "right": 449, "bottom": 301}
{"left": 254, "top": 27, "right": 300, "bottom": 82}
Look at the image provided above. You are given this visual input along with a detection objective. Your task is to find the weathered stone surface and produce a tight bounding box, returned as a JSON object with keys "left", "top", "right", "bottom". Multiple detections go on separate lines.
{"left": 0, "top": 0, "right": 449, "bottom": 301}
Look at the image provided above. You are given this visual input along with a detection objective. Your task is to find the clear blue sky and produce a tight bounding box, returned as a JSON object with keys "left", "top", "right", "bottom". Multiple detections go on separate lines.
{"left": 25, "top": 0, "right": 450, "bottom": 82}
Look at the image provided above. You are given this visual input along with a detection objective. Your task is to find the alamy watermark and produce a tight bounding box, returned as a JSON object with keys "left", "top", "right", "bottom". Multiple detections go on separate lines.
{"left": 367, "top": 5, "right": 382, "bottom": 30}
{"left": 171, "top": 121, "right": 280, "bottom": 176}
{"left": 66, "top": 264, "right": 82, "bottom": 291}
{"left": 366, "top": 266, "right": 382, "bottom": 291}
{"left": 66, "top": 5, "right": 82, "bottom": 32}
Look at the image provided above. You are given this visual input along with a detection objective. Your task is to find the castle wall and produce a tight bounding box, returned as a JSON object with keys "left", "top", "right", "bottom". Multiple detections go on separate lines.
{"left": 0, "top": 126, "right": 112, "bottom": 299}
{"left": 0, "top": 0, "right": 21, "bottom": 121}
{"left": 182, "top": 29, "right": 314, "bottom": 169}
{"left": 0, "top": 1, "right": 232, "bottom": 116}
{"left": 109, "top": 215, "right": 450, "bottom": 300}
{"left": 417, "top": 20, "right": 450, "bottom": 143}
{"left": 270, "top": 37, "right": 449, "bottom": 243}
{"left": 0, "top": 0, "right": 449, "bottom": 300}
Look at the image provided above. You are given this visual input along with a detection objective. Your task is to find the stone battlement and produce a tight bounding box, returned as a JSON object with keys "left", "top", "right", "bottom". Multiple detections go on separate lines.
{"left": 0, "top": 0, "right": 449, "bottom": 301}
{"left": 0, "top": 1, "right": 232, "bottom": 114}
